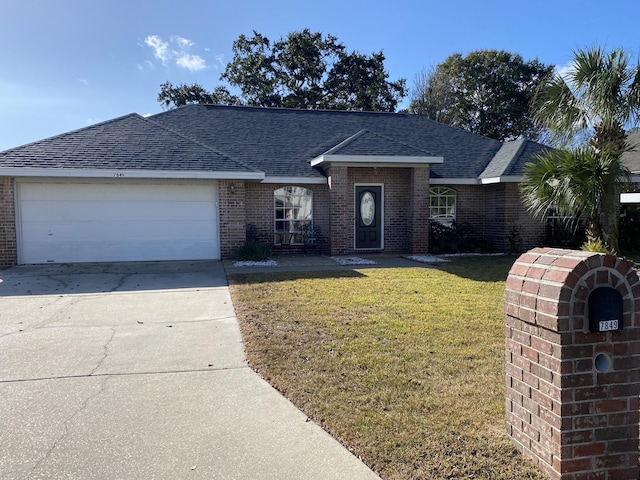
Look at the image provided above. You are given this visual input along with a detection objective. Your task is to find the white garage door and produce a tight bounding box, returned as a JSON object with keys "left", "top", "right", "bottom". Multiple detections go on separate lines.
{"left": 18, "top": 181, "right": 219, "bottom": 264}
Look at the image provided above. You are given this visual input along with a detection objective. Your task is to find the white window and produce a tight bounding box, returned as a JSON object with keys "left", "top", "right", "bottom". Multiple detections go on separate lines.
{"left": 429, "top": 187, "right": 456, "bottom": 225}
{"left": 274, "top": 187, "right": 313, "bottom": 245}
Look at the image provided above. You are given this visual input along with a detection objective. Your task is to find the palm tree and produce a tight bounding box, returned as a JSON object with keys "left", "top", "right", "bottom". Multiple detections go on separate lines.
{"left": 522, "top": 147, "right": 629, "bottom": 250}
{"left": 522, "top": 45, "right": 640, "bottom": 254}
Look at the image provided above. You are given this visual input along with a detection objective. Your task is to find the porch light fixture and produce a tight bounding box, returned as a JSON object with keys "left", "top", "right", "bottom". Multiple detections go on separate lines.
{"left": 229, "top": 183, "right": 236, "bottom": 194}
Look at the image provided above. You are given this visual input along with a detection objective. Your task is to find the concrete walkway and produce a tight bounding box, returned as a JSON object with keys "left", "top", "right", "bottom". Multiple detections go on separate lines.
{"left": 0, "top": 261, "right": 380, "bottom": 480}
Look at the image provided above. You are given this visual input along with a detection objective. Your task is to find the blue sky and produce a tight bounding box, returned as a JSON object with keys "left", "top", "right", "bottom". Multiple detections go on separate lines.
{"left": 2, "top": 0, "right": 640, "bottom": 151}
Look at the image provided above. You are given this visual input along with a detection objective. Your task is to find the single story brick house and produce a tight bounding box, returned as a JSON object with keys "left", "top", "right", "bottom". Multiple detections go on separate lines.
{"left": 0, "top": 104, "right": 551, "bottom": 267}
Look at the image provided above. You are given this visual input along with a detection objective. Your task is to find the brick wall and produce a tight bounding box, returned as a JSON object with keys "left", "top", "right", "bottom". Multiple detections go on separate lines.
{"left": 218, "top": 179, "right": 246, "bottom": 259}
{"left": 243, "top": 182, "right": 330, "bottom": 255}
{"left": 409, "top": 167, "right": 430, "bottom": 253}
{"left": 505, "top": 248, "right": 640, "bottom": 480}
{"left": 0, "top": 177, "right": 17, "bottom": 268}
{"left": 328, "top": 166, "right": 350, "bottom": 255}
{"left": 448, "top": 183, "right": 545, "bottom": 253}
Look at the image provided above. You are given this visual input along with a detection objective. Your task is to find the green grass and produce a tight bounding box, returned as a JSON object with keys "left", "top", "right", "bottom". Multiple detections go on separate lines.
{"left": 228, "top": 256, "right": 545, "bottom": 480}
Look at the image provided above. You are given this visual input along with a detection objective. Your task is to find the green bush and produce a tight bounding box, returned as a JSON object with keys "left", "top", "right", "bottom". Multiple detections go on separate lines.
{"left": 428, "top": 221, "right": 493, "bottom": 254}
{"left": 581, "top": 239, "right": 617, "bottom": 255}
{"left": 234, "top": 240, "right": 272, "bottom": 261}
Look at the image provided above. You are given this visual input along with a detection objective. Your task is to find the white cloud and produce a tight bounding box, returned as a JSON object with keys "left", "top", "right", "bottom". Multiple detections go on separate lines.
{"left": 213, "top": 54, "right": 225, "bottom": 70}
{"left": 78, "top": 78, "right": 89, "bottom": 86}
{"left": 143, "top": 34, "right": 208, "bottom": 72}
{"left": 145, "top": 35, "right": 171, "bottom": 65}
{"left": 555, "top": 61, "right": 574, "bottom": 81}
{"left": 176, "top": 54, "right": 206, "bottom": 72}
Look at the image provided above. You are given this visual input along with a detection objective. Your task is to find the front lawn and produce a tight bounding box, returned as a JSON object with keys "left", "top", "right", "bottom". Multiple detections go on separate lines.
{"left": 228, "top": 256, "right": 545, "bottom": 480}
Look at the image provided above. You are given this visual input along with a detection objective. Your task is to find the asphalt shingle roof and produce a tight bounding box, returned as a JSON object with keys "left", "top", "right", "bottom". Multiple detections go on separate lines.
{"left": 149, "top": 104, "right": 503, "bottom": 178}
{"left": 0, "top": 104, "right": 551, "bottom": 181}
{"left": 480, "top": 139, "right": 551, "bottom": 179}
{"left": 622, "top": 131, "right": 640, "bottom": 173}
{"left": 320, "top": 129, "right": 437, "bottom": 157}
{"left": 0, "top": 113, "right": 258, "bottom": 173}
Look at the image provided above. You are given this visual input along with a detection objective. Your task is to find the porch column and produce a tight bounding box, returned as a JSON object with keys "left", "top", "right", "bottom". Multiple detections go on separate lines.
{"left": 219, "top": 179, "right": 246, "bottom": 259}
{"left": 409, "top": 167, "right": 430, "bottom": 253}
{"left": 328, "top": 166, "right": 350, "bottom": 255}
{"left": 0, "top": 176, "right": 17, "bottom": 267}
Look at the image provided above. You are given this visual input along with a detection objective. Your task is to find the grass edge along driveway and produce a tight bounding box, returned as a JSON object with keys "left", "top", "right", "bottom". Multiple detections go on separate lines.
{"left": 228, "top": 256, "right": 545, "bottom": 480}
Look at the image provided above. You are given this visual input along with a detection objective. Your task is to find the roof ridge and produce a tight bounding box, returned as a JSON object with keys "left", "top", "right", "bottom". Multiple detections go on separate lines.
{"left": 164, "top": 103, "right": 409, "bottom": 118}
{"left": 480, "top": 138, "right": 527, "bottom": 178}
{"left": 320, "top": 128, "right": 435, "bottom": 157}
{"left": 141, "top": 115, "right": 261, "bottom": 173}
{"left": 321, "top": 129, "right": 369, "bottom": 155}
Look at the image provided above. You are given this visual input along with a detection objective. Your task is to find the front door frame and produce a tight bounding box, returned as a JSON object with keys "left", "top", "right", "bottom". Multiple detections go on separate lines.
{"left": 354, "top": 183, "right": 384, "bottom": 250}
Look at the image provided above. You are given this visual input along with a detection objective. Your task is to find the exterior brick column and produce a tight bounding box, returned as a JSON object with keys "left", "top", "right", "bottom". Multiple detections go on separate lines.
{"left": 504, "top": 248, "right": 640, "bottom": 480}
{"left": 328, "top": 166, "right": 350, "bottom": 255}
{"left": 218, "top": 180, "right": 246, "bottom": 259}
{"left": 0, "top": 176, "right": 17, "bottom": 268}
{"left": 409, "top": 166, "right": 429, "bottom": 253}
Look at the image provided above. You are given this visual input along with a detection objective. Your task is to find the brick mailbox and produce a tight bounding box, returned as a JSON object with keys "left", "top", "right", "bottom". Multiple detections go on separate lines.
{"left": 504, "top": 248, "right": 640, "bottom": 480}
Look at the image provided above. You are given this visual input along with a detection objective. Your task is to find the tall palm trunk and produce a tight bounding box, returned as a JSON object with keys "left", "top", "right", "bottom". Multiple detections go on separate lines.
{"left": 590, "top": 121, "right": 626, "bottom": 255}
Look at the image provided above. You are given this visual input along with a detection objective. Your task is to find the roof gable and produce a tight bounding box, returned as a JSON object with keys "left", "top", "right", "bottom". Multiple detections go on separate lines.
{"left": 480, "top": 138, "right": 551, "bottom": 181}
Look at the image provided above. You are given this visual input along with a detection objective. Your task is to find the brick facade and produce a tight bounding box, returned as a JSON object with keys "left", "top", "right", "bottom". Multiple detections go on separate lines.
{"left": 505, "top": 248, "right": 640, "bottom": 480}
{"left": 218, "top": 179, "right": 247, "bottom": 259}
{"left": 448, "top": 183, "right": 546, "bottom": 254}
{"left": 0, "top": 172, "right": 549, "bottom": 264}
{"left": 0, "top": 176, "right": 17, "bottom": 268}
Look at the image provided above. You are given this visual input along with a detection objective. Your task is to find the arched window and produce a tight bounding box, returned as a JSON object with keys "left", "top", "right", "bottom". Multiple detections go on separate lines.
{"left": 429, "top": 187, "right": 456, "bottom": 226}
{"left": 274, "top": 186, "right": 313, "bottom": 245}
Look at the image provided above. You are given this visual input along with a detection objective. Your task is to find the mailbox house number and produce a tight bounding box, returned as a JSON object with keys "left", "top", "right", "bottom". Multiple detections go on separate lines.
{"left": 599, "top": 320, "right": 619, "bottom": 331}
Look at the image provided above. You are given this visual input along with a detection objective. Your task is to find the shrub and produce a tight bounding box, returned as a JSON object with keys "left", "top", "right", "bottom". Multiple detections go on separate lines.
{"left": 428, "top": 221, "right": 493, "bottom": 254}
{"left": 234, "top": 240, "right": 271, "bottom": 261}
{"left": 581, "top": 239, "right": 616, "bottom": 255}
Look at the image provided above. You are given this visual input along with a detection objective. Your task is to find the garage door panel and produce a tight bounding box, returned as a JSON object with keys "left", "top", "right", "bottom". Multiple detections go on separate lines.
{"left": 22, "top": 220, "right": 216, "bottom": 242}
{"left": 18, "top": 182, "right": 220, "bottom": 264}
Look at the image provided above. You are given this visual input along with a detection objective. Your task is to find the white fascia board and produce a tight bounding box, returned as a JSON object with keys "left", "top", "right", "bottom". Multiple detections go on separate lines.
{"left": 261, "top": 176, "right": 328, "bottom": 184}
{"left": 310, "top": 154, "right": 444, "bottom": 167}
{"left": 479, "top": 175, "right": 523, "bottom": 185}
{"left": 0, "top": 167, "right": 265, "bottom": 181}
{"left": 429, "top": 178, "right": 480, "bottom": 185}
{"left": 621, "top": 193, "right": 640, "bottom": 204}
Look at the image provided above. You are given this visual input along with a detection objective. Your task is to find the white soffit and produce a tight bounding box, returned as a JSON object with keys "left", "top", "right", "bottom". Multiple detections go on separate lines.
{"left": 621, "top": 193, "right": 640, "bottom": 204}
{"left": 0, "top": 167, "right": 265, "bottom": 181}
{"left": 261, "top": 176, "right": 327, "bottom": 184}
{"left": 310, "top": 154, "right": 444, "bottom": 168}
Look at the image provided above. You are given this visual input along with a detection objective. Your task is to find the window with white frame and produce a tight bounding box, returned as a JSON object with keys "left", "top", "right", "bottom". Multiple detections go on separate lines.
{"left": 429, "top": 187, "right": 456, "bottom": 225}
{"left": 274, "top": 186, "right": 313, "bottom": 245}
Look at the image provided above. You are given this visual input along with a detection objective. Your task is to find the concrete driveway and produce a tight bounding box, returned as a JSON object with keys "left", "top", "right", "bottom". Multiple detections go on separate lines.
{"left": 0, "top": 261, "right": 379, "bottom": 480}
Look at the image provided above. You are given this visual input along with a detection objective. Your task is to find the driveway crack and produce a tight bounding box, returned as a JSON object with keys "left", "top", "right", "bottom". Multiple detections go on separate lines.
{"left": 27, "top": 375, "right": 110, "bottom": 477}
{"left": 89, "top": 327, "right": 116, "bottom": 376}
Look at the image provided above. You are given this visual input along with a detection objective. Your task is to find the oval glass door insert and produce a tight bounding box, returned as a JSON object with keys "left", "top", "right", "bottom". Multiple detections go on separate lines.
{"left": 360, "top": 191, "right": 375, "bottom": 226}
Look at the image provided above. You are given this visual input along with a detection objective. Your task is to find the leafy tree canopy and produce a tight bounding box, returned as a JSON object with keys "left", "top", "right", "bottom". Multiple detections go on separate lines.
{"left": 409, "top": 50, "right": 554, "bottom": 141}
{"left": 158, "top": 29, "right": 407, "bottom": 112}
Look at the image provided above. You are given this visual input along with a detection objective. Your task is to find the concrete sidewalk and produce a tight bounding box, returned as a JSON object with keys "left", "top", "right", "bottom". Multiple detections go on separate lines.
{"left": 0, "top": 261, "right": 380, "bottom": 480}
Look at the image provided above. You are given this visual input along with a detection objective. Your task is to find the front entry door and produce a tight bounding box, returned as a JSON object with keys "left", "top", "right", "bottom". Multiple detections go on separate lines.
{"left": 355, "top": 185, "right": 382, "bottom": 249}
